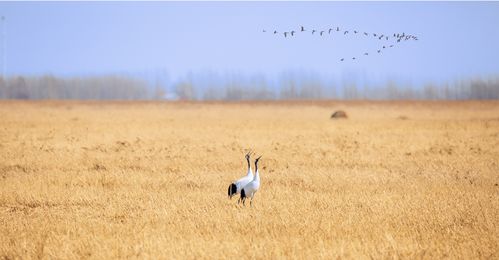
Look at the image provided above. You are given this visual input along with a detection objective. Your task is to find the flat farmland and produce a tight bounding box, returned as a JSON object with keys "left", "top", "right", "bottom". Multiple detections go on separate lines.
{"left": 0, "top": 101, "right": 498, "bottom": 259}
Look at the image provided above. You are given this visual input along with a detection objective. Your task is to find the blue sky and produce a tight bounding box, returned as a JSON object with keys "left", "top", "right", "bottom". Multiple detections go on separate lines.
{"left": 1, "top": 1, "right": 499, "bottom": 87}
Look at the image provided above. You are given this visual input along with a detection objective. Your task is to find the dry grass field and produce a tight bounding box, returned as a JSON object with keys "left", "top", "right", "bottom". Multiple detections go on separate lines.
{"left": 0, "top": 100, "right": 498, "bottom": 259}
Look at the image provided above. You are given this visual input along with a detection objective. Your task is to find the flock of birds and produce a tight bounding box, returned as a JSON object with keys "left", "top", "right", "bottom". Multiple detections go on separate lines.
{"left": 263, "top": 25, "right": 419, "bottom": 62}
{"left": 228, "top": 151, "right": 261, "bottom": 206}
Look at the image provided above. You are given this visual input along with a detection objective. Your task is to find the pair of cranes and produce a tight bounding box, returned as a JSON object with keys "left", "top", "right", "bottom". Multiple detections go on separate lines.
{"left": 227, "top": 151, "right": 261, "bottom": 206}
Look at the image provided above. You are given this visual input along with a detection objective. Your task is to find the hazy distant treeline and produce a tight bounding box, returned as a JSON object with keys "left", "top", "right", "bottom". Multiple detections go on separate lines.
{"left": 1, "top": 74, "right": 498, "bottom": 100}
{"left": 0, "top": 75, "right": 150, "bottom": 100}
{"left": 174, "top": 74, "right": 499, "bottom": 100}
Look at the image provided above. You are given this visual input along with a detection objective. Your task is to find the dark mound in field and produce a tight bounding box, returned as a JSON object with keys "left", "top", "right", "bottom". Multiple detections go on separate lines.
{"left": 330, "top": 110, "right": 348, "bottom": 119}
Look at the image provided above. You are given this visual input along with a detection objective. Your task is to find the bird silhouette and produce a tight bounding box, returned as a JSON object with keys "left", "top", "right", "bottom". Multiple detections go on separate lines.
{"left": 344, "top": 31, "right": 349, "bottom": 35}
{"left": 352, "top": 57, "right": 356, "bottom": 60}
{"left": 284, "top": 32, "right": 288, "bottom": 37}
{"left": 328, "top": 28, "right": 333, "bottom": 34}
{"left": 364, "top": 53, "right": 369, "bottom": 56}
{"left": 379, "top": 36, "right": 383, "bottom": 40}
{"left": 263, "top": 30, "right": 266, "bottom": 33}
{"left": 301, "top": 26, "right": 305, "bottom": 32}
{"left": 340, "top": 58, "right": 344, "bottom": 61}
{"left": 320, "top": 31, "right": 324, "bottom": 36}
{"left": 274, "top": 30, "right": 278, "bottom": 34}
{"left": 389, "top": 45, "right": 394, "bottom": 47}
{"left": 291, "top": 31, "right": 295, "bottom": 36}
{"left": 385, "top": 36, "right": 389, "bottom": 40}
{"left": 336, "top": 27, "right": 340, "bottom": 31}
{"left": 354, "top": 30, "right": 358, "bottom": 34}
{"left": 383, "top": 46, "right": 386, "bottom": 49}
{"left": 364, "top": 32, "right": 368, "bottom": 36}
{"left": 373, "top": 33, "right": 377, "bottom": 37}
{"left": 377, "top": 50, "right": 381, "bottom": 53}
{"left": 312, "top": 30, "right": 316, "bottom": 34}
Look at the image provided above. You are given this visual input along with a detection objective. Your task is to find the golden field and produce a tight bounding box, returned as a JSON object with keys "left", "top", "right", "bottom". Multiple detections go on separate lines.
{"left": 0, "top": 100, "right": 498, "bottom": 259}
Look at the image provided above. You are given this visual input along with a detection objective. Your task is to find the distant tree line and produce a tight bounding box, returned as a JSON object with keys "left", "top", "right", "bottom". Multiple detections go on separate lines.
{"left": 0, "top": 75, "right": 150, "bottom": 100}
{"left": 1, "top": 74, "right": 498, "bottom": 100}
{"left": 172, "top": 74, "right": 499, "bottom": 100}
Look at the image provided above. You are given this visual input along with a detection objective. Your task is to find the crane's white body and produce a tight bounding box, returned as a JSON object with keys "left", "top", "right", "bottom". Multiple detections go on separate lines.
{"left": 242, "top": 169, "right": 260, "bottom": 199}
{"left": 233, "top": 166, "right": 253, "bottom": 194}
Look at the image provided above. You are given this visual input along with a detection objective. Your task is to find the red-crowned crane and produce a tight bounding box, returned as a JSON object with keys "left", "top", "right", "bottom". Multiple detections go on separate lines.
{"left": 239, "top": 156, "right": 262, "bottom": 206}
{"left": 228, "top": 151, "right": 253, "bottom": 199}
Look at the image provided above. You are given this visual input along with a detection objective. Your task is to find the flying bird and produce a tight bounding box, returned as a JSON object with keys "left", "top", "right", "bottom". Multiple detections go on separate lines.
{"left": 389, "top": 45, "right": 394, "bottom": 47}
{"left": 228, "top": 151, "right": 254, "bottom": 200}
{"left": 336, "top": 27, "right": 340, "bottom": 31}
{"left": 239, "top": 156, "right": 262, "bottom": 206}
{"left": 312, "top": 30, "right": 316, "bottom": 34}
{"left": 354, "top": 30, "right": 358, "bottom": 34}
{"left": 352, "top": 57, "right": 356, "bottom": 60}
{"left": 320, "top": 31, "right": 324, "bottom": 36}
{"left": 377, "top": 50, "right": 381, "bottom": 53}
{"left": 284, "top": 32, "right": 288, "bottom": 37}
{"left": 340, "top": 58, "right": 344, "bottom": 61}
{"left": 364, "top": 32, "right": 369, "bottom": 36}
{"left": 291, "top": 31, "right": 295, "bottom": 36}
{"left": 262, "top": 30, "right": 266, "bottom": 33}
{"left": 364, "top": 53, "right": 369, "bottom": 56}
{"left": 328, "top": 28, "right": 333, "bottom": 34}
{"left": 344, "top": 31, "right": 349, "bottom": 35}
{"left": 274, "top": 30, "right": 278, "bottom": 34}
{"left": 383, "top": 46, "right": 386, "bottom": 48}
{"left": 301, "top": 26, "right": 305, "bottom": 32}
